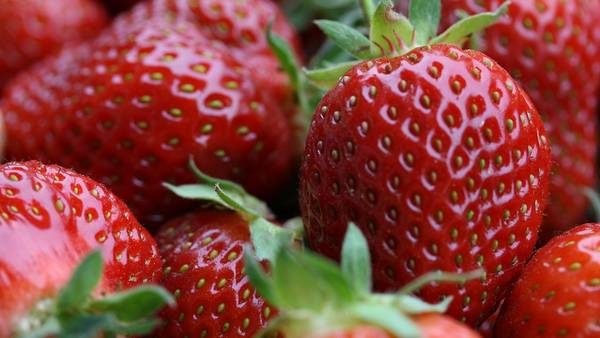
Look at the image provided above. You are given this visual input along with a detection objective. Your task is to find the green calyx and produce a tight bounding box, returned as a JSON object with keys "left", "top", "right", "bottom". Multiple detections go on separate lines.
{"left": 245, "top": 224, "right": 483, "bottom": 338}
{"left": 306, "top": 0, "right": 510, "bottom": 89}
{"left": 164, "top": 157, "right": 302, "bottom": 263}
{"left": 15, "top": 251, "right": 174, "bottom": 338}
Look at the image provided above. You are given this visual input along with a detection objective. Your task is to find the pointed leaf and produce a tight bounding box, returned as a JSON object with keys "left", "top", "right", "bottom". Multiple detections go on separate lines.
{"left": 314, "top": 20, "right": 373, "bottom": 59}
{"left": 89, "top": 286, "right": 174, "bottom": 322}
{"left": 393, "top": 294, "right": 452, "bottom": 314}
{"left": 432, "top": 2, "right": 509, "bottom": 45}
{"left": 243, "top": 249, "right": 278, "bottom": 305}
{"left": 341, "top": 223, "right": 371, "bottom": 293}
{"left": 57, "top": 251, "right": 103, "bottom": 311}
{"left": 359, "top": 0, "right": 376, "bottom": 24}
{"left": 370, "top": 0, "right": 413, "bottom": 55}
{"left": 399, "top": 270, "right": 484, "bottom": 295}
{"left": 250, "top": 218, "right": 297, "bottom": 263}
{"left": 305, "top": 61, "right": 359, "bottom": 89}
{"left": 103, "top": 318, "right": 161, "bottom": 335}
{"left": 189, "top": 158, "right": 245, "bottom": 194}
{"left": 59, "top": 313, "right": 111, "bottom": 338}
{"left": 267, "top": 25, "right": 302, "bottom": 91}
{"left": 409, "top": 0, "right": 441, "bottom": 44}
{"left": 163, "top": 183, "right": 223, "bottom": 204}
{"left": 351, "top": 303, "right": 421, "bottom": 338}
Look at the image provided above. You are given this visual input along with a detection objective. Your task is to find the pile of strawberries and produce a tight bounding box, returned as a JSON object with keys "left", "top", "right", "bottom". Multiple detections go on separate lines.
{"left": 0, "top": 0, "right": 599, "bottom": 338}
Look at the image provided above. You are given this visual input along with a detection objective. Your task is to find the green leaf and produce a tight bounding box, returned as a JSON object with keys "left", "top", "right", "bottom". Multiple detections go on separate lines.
{"left": 391, "top": 294, "right": 452, "bottom": 314}
{"left": 59, "top": 313, "right": 111, "bottom": 338}
{"left": 314, "top": 20, "right": 373, "bottom": 59}
{"left": 17, "top": 317, "right": 61, "bottom": 338}
{"left": 163, "top": 183, "right": 223, "bottom": 204}
{"left": 398, "top": 269, "right": 484, "bottom": 295}
{"left": 189, "top": 157, "right": 245, "bottom": 194}
{"left": 304, "top": 61, "right": 359, "bottom": 89}
{"left": 584, "top": 187, "right": 600, "bottom": 222}
{"left": 409, "top": 0, "right": 441, "bottom": 44}
{"left": 267, "top": 26, "right": 302, "bottom": 91}
{"left": 243, "top": 249, "right": 278, "bottom": 305}
{"left": 370, "top": 0, "right": 414, "bottom": 55}
{"left": 89, "top": 286, "right": 174, "bottom": 322}
{"left": 351, "top": 303, "right": 421, "bottom": 338}
{"left": 341, "top": 223, "right": 372, "bottom": 294}
{"left": 359, "top": 0, "right": 376, "bottom": 24}
{"left": 103, "top": 318, "right": 161, "bottom": 335}
{"left": 432, "top": 2, "right": 509, "bottom": 45}
{"left": 250, "top": 218, "right": 297, "bottom": 263}
{"left": 214, "top": 184, "right": 261, "bottom": 219}
{"left": 57, "top": 251, "right": 103, "bottom": 312}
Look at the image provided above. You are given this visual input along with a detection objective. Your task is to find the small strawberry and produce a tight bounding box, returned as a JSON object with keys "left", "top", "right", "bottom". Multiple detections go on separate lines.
{"left": 300, "top": 0, "right": 552, "bottom": 325}
{"left": 154, "top": 162, "right": 300, "bottom": 337}
{"left": 0, "top": 0, "right": 107, "bottom": 91}
{"left": 245, "top": 223, "right": 482, "bottom": 338}
{"left": 495, "top": 223, "right": 600, "bottom": 337}
{"left": 440, "top": 0, "right": 600, "bottom": 241}
{"left": 1, "top": 17, "right": 294, "bottom": 226}
{"left": 0, "top": 161, "right": 169, "bottom": 338}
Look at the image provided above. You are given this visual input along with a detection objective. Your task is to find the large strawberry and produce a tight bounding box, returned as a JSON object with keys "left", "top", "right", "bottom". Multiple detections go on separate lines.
{"left": 0, "top": 161, "right": 169, "bottom": 338}
{"left": 1, "top": 17, "right": 294, "bottom": 226}
{"left": 299, "top": 0, "right": 552, "bottom": 325}
{"left": 245, "top": 223, "right": 482, "bottom": 338}
{"left": 440, "top": 0, "right": 600, "bottom": 241}
{"left": 0, "top": 0, "right": 107, "bottom": 91}
{"left": 154, "top": 162, "right": 300, "bottom": 337}
{"left": 495, "top": 223, "right": 600, "bottom": 337}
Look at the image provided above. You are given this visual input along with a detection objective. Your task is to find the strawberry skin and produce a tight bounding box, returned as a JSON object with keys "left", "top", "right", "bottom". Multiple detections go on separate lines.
{"left": 441, "top": 0, "right": 600, "bottom": 240}
{"left": 154, "top": 210, "right": 273, "bottom": 337}
{"left": 0, "top": 0, "right": 107, "bottom": 90}
{"left": 495, "top": 223, "right": 600, "bottom": 337}
{"left": 2, "top": 18, "right": 294, "bottom": 226}
{"left": 300, "top": 44, "right": 552, "bottom": 324}
{"left": 0, "top": 161, "right": 162, "bottom": 338}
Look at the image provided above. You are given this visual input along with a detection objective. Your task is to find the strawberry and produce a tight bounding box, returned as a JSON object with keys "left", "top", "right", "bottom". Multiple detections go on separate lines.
{"left": 0, "top": 0, "right": 107, "bottom": 91}
{"left": 0, "top": 161, "right": 169, "bottom": 338}
{"left": 440, "top": 0, "right": 600, "bottom": 241}
{"left": 245, "top": 223, "right": 482, "bottom": 338}
{"left": 299, "top": 0, "right": 552, "bottom": 325}
{"left": 128, "top": 0, "right": 303, "bottom": 125}
{"left": 1, "top": 17, "right": 294, "bottom": 226}
{"left": 154, "top": 163, "right": 300, "bottom": 337}
{"left": 495, "top": 223, "right": 600, "bottom": 337}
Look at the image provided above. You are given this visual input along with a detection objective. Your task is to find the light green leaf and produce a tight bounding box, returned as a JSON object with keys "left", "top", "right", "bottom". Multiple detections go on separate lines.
{"left": 359, "top": 0, "right": 376, "bottom": 24}
{"left": 341, "top": 223, "right": 372, "bottom": 294}
{"left": 392, "top": 294, "right": 452, "bottom": 314}
{"left": 351, "top": 303, "right": 421, "bottom": 338}
{"left": 57, "top": 251, "right": 103, "bottom": 312}
{"left": 409, "top": 0, "right": 441, "bottom": 44}
{"left": 314, "top": 20, "right": 373, "bottom": 59}
{"left": 16, "top": 317, "right": 61, "bottom": 338}
{"left": 189, "top": 157, "right": 245, "bottom": 194}
{"left": 399, "top": 270, "right": 484, "bottom": 295}
{"left": 250, "top": 218, "right": 296, "bottom": 263}
{"left": 59, "top": 313, "right": 111, "bottom": 338}
{"left": 305, "top": 61, "right": 359, "bottom": 89}
{"left": 163, "top": 183, "right": 222, "bottom": 204}
{"left": 370, "top": 0, "right": 414, "bottom": 55}
{"left": 89, "top": 286, "right": 174, "bottom": 322}
{"left": 243, "top": 250, "right": 278, "bottom": 305}
{"left": 267, "top": 25, "right": 302, "bottom": 91}
{"left": 432, "top": 2, "right": 509, "bottom": 45}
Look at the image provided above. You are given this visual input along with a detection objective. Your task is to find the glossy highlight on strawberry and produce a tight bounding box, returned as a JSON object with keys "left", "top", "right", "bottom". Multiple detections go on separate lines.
{"left": 0, "top": 161, "right": 162, "bottom": 338}
{"left": 300, "top": 44, "right": 552, "bottom": 325}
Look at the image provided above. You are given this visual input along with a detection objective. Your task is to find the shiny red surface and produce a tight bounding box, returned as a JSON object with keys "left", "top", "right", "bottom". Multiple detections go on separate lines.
{"left": 442, "top": 0, "right": 600, "bottom": 239}
{"left": 496, "top": 223, "right": 600, "bottom": 337}
{"left": 300, "top": 44, "right": 552, "bottom": 325}
{"left": 154, "top": 210, "right": 273, "bottom": 337}
{"left": 0, "top": 0, "right": 107, "bottom": 90}
{"left": 0, "top": 161, "right": 161, "bottom": 338}
{"left": 2, "top": 17, "right": 294, "bottom": 226}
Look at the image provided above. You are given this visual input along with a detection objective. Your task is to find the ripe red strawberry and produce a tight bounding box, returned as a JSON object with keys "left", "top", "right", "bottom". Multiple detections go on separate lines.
{"left": 128, "top": 0, "right": 303, "bottom": 124}
{"left": 440, "top": 0, "right": 600, "bottom": 241}
{"left": 300, "top": 1, "right": 551, "bottom": 325}
{"left": 245, "top": 223, "right": 482, "bottom": 338}
{"left": 0, "top": 0, "right": 107, "bottom": 91}
{"left": 495, "top": 223, "right": 600, "bottom": 337}
{"left": 0, "top": 161, "right": 165, "bottom": 337}
{"left": 1, "top": 18, "right": 294, "bottom": 226}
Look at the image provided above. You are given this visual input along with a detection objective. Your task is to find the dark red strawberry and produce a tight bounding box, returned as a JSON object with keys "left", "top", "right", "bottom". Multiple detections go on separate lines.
{"left": 1, "top": 17, "right": 294, "bottom": 226}
{"left": 0, "top": 0, "right": 107, "bottom": 91}
{"left": 495, "top": 223, "right": 600, "bottom": 337}
{"left": 0, "top": 161, "right": 166, "bottom": 337}
{"left": 128, "top": 0, "right": 303, "bottom": 125}
{"left": 440, "top": 0, "right": 600, "bottom": 241}
{"left": 300, "top": 1, "right": 551, "bottom": 325}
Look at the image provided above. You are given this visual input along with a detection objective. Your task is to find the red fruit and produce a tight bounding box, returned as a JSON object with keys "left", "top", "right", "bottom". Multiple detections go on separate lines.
{"left": 477, "top": 304, "right": 500, "bottom": 338}
{"left": 129, "top": 0, "right": 303, "bottom": 123}
{"left": 0, "top": 161, "right": 162, "bottom": 337}
{"left": 0, "top": 0, "right": 107, "bottom": 90}
{"left": 154, "top": 210, "right": 274, "bottom": 337}
{"left": 441, "top": 0, "right": 600, "bottom": 240}
{"left": 495, "top": 223, "right": 600, "bottom": 337}
{"left": 300, "top": 44, "right": 552, "bottom": 324}
{"left": 2, "top": 18, "right": 294, "bottom": 226}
